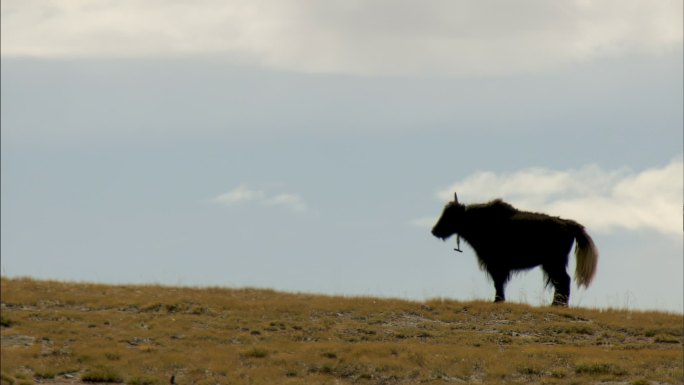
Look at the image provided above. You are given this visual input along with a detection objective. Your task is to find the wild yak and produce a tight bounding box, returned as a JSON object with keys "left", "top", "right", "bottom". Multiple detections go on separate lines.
{"left": 431, "top": 193, "right": 598, "bottom": 306}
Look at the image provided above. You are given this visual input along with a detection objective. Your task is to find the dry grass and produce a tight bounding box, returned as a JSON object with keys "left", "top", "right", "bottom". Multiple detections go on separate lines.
{"left": 1, "top": 277, "right": 682, "bottom": 385}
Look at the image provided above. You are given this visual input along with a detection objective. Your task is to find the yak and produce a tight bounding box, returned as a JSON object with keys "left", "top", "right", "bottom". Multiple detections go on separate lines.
{"left": 431, "top": 193, "right": 598, "bottom": 306}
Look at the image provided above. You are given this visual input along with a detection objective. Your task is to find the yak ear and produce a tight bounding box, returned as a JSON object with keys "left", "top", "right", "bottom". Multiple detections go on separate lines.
{"left": 453, "top": 192, "right": 459, "bottom": 204}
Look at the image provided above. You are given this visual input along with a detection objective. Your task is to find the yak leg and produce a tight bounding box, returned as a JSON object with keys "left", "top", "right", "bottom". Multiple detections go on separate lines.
{"left": 545, "top": 267, "right": 571, "bottom": 307}
{"left": 494, "top": 285, "right": 505, "bottom": 303}
{"left": 491, "top": 270, "right": 509, "bottom": 303}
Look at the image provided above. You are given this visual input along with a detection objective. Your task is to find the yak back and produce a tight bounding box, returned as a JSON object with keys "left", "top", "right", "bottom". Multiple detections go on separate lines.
{"left": 460, "top": 199, "right": 577, "bottom": 256}
{"left": 465, "top": 199, "right": 570, "bottom": 226}
{"left": 465, "top": 199, "right": 517, "bottom": 220}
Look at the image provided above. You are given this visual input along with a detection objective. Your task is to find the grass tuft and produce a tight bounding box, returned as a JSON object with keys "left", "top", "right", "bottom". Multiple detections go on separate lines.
{"left": 1, "top": 372, "right": 15, "bottom": 385}
{"left": 0, "top": 316, "right": 16, "bottom": 328}
{"left": 654, "top": 334, "right": 680, "bottom": 344}
{"left": 241, "top": 348, "right": 269, "bottom": 359}
{"left": 127, "top": 376, "right": 160, "bottom": 385}
{"left": 82, "top": 366, "right": 124, "bottom": 383}
{"left": 575, "top": 362, "right": 627, "bottom": 376}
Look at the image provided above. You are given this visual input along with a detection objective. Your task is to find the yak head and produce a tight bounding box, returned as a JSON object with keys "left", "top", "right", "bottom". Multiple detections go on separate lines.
{"left": 431, "top": 192, "right": 466, "bottom": 240}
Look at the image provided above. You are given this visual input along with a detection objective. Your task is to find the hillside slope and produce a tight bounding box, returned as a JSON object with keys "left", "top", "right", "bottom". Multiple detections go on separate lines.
{"left": 1, "top": 278, "right": 682, "bottom": 385}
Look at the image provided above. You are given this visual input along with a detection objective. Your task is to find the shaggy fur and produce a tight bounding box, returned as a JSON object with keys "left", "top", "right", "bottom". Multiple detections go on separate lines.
{"left": 432, "top": 197, "right": 598, "bottom": 306}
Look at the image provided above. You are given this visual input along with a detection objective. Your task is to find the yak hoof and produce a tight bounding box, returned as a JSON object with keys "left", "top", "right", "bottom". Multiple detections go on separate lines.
{"left": 552, "top": 294, "right": 569, "bottom": 307}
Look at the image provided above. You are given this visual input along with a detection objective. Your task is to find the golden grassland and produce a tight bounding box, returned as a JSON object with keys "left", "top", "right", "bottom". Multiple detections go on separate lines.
{"left": 1, "top": 278, "right": 682, "bottom": 385}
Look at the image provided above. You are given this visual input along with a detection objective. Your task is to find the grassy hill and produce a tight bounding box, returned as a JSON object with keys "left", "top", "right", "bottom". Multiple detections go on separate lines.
{"left": 1, "top": 278, "right": 682, "bottom": 385}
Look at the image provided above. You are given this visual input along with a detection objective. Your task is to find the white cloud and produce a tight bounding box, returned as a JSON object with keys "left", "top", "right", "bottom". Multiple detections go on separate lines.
{"left": 212, "top": 185, "right": 307, "bottom": 212}
{"left": 435, "top": 157, "right": 683, "bottom": 236}
{"left": 2, "top": 0, "right": 681, "bottom": 76}
{"left": 212, "top": 184, "right": 265, "bottom": 206}
{"left": 265, "top": 193, "right": 308, "bottom": 212}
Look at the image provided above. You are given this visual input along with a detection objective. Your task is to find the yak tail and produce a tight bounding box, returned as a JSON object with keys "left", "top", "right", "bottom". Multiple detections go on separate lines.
{"left": 573, "top": 224, "right": 598, "bottom": 288}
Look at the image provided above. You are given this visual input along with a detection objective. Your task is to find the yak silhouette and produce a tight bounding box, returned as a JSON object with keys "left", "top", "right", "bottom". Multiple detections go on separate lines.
{"left": 432, "top": 193, "right": 598, "bottom": 306}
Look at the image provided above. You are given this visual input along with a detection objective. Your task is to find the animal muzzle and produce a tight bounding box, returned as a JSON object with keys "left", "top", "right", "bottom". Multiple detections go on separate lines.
{"left": 431, "top": 226, "right": 448, "bottom": 240}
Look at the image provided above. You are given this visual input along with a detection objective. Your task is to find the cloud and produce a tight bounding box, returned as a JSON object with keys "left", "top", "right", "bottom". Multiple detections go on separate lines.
{"left": 212, "top": 184, "right": 265, "bottom": 206}
{"left": 265, "top": 194, "right": 308, "bottom": 212}
{"left": 2, "top": 1, "right": 681, "bottom": 76}
{"left": 434, "top": 157, "right": 683, "bottom": 236}
{"left": 212, "top": 185, "right": 307, "bottom": 212}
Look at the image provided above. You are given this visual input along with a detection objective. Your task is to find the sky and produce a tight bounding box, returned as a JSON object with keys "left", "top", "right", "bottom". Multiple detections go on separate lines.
{"left": 1, "top": 1, "right": 682, "bottom": 312}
